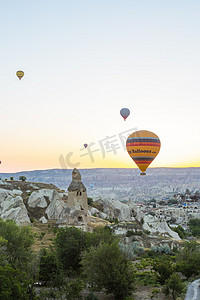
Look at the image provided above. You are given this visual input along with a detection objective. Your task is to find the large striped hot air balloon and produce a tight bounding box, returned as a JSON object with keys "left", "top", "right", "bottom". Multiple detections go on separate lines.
{"left": 126, "top": 130, "right": 161, "bottom": 175}
{"left": 120, "top": 108, "right": 130, "bottom": 121}
{"left": 16, "top": 70, "right": 24, "bottom": 80}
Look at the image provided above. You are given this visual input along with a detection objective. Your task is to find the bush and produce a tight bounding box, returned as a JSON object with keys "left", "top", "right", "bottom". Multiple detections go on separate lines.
{"left": 135, "top": 271, "right": 157, "bottom": 286}
{"left": 188, "top": 219, "right": 200, "bottom": 237}
{"left": 150, "top": 288, "right": 160, "bottom": 299}
{"left": 85, "top": 293, "right": 99, "bottom": 300}
{"left": 19, "top": 176, "right": 27, "bottom": 182}
{"left": 176, "top": 241, "right": 200, "bottom": 278}
{"left": 119, "top": 241, "right": 144, "bottom": 260}
{"left": 87, "top": 197, "right": 94, "bottom": 206}
{"left": 168, "top": 199, "right": 178, "bottom": 205}
{"left": 163, "top": 273, "right": 184, "bottom": 300}
{"left": 153, "top": 258, "right": 174, "bottom": 284}
{"left": 106, "top": 217, "right": 119, "bottom": 224}
{"left": 64, "top": 277, "right": 85, "bottom": 300}
{"left": 126, "top": 230, "right": 134, "bottom": 237}
{"left": 171, "top": 225, "right": 186, "bottom": 239}
{"left": 30, "top": 217, "right": 34, "bottom": 223}
{"left": 39, "top": 232, "right": 46, "bottom": 240}
{"left": 143, "top": 229, "right": 151, "bottom": 235}
{"left": 126, "top": 230, "right": 143, "bottom": 237}
{"left": 151, "top": 244, "right": 171, "bottom": 255}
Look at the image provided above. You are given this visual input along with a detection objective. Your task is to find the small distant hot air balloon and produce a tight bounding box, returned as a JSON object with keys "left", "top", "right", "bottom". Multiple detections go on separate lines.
{"left": 120, "top": 108, "right": 130, "bottom": 121}
{"left": 16, "top": 70, "right": 24, "bottom": 80}
{"left": 90, "top": 184, "right": 94, "bottom": 189}
{"left": 84, "top": 144, "right": 88, "bottom": 148}
{"left": 126, "top": 130, "right": 161, "bottom": 175}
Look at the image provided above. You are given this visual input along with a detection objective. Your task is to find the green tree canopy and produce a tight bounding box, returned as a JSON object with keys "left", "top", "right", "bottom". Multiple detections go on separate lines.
{"left": 39, "top": 247, "right": 64, "bottom": 287}
{"left": 54, "top": 226, "right": 116, "bottom": 275}
{"left": 153, "top": 258, "right": 174, "bottom": 284}
{"left": 0, "top": 219, "right": 37, "bottom": 300}
{"left": 54, "top": 226, "right": 89, "bottom": 274}
{"left": 188, "top": 218, "right": 200, "bottom": 237}
{"left": 0, "top": 219, "right": 34, "bottom": 269}
{"left": 19, "top": 176, "right": 27, "bottom": 182}
{"left": 171, "top": 225, "right": 186, "bottom": 239}
{"left": 176, "top": 241, "right": 200, "bottom": 279}
{"left": 164, "top": 273, "right": 184, "bottom": 300}
{"left": 81, "top": 241, "right": 135, "bottom": 300}
{"left": 0, "top": 265, "right": 30, "bottom": 300}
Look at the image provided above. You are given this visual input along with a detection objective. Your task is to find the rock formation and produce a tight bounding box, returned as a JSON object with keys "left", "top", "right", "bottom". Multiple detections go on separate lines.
{"left": 143, "top": 215, "right": 181, "bottom": 240}
{"left": 0, "top": 189, "right": 30, "bottom": 225}
{"left": 93, "top": 198, "right": 137, "bottom": 222}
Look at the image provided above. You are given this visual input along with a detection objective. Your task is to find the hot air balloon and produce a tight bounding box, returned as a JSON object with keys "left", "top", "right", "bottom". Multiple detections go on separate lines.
{"left": 90, "top": 184, "right": 94, "bottom": 189}
{"left": 126, "top": 130, "right": 161, "bottom": 175}
{"left": 120, "top": 108, "right": 130, "bottom": 121}
{"left": 16, "top": 70, "right": 24, "bottom": 80}
{"left": 84, "top": 144, "right": 88, "bottom": 148}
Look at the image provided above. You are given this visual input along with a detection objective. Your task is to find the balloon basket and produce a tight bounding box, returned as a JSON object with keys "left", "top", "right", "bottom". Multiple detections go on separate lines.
{"left": 140, "top": 172, "right": 146, "bottom": 176}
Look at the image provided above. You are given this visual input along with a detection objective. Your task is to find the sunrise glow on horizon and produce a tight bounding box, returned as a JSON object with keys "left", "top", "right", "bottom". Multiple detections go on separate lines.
{"left": 0, "top": 1, "right": 200, "bottom": 173}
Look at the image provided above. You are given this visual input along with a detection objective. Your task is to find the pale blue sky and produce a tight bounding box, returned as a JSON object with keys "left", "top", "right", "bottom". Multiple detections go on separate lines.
{"left": 1, "top": 1, "right": 200, "bottom": 172}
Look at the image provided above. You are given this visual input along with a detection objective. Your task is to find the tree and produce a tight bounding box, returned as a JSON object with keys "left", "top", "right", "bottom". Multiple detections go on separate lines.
{"left": 188, "top": 218, "right": 200, "bottom": 237}
{"left": 81, "top": 241, "right": 135, "bottom": 300}
{"left": 87, "top": 226, "right": 117, "bottom": 248}
{"left": 168, "top": 199, "right": 178, "bottom": 205}
{"left": 0, "top": 219, "right": 37, "bottom": 300}
{"left": 39, "top": 247, "right": 64, "bottom": 287}
{"left": 163, "top": 273, "right": 184, "bottom": 300}
{"left": 0, "top": 219, "right": 34, "bottom": 270}
{"left": 19, "top": 176, "right": 27, "bottom": 182}
{"left": 176, "top": 241, "right": 200, "bottom": 279}
{"left": 171, "top": 225, "right": 186, "bottom": 239}
{"left": 0, "top": 265, "right": 30, "bottom": 300}
{"left": 87, "top": 197, "right": 93, "bottom": 206}
{"left": 153, "top": 258, "right": 174, "bottom": 284}
{"left": 55, "top": 226, "right": 89, "bottom": 274}
{"left": 54, "top": 226, "right": 116, "bottom": 275}
{"left": 64, "top": 277, "right": 85, "bottom": 300}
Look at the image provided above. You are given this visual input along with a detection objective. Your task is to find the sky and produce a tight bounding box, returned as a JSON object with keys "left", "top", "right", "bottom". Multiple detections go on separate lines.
{"left": 0, "top": 0, "right": 200, "bottom": 172}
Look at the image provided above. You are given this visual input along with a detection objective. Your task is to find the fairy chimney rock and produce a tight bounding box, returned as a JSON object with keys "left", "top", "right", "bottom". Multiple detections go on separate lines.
{"left": 72, "top": 168, "right": 81, "bottom": 181}
{"left": 68, "top": 168, "right": 86, "bottom": 192}
{"left": 67, "top": 168, "right": 88, "bottom": 212}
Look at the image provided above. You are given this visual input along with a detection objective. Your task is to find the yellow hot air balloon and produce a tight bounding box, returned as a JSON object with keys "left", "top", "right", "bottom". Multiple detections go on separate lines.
{"left": 126, "top": 130, "right": 161, "bottom": 175}
{"left": 16, "top": 70, "right": 24, "bottom": 80}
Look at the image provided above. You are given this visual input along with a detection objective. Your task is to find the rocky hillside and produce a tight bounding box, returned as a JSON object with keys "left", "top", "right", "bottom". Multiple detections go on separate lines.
{"left": 0, "top": 177, "right": 182, "bottom": 246}
{"left": 0, "top": 179, "right": 65, "bottom": 225}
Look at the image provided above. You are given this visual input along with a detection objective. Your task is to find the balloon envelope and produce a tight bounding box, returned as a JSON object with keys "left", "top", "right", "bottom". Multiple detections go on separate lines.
{"left": 120, "top": 108, "right": 130, "bottom": 121}
{"left": 84, "top": 144, "right": 88, "bottom": 148}
{"left": 16, "top": 70, "right": 24, "bottom": 80}
{"left": 126, "top": 130, "right": 161, "bottom": 175}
